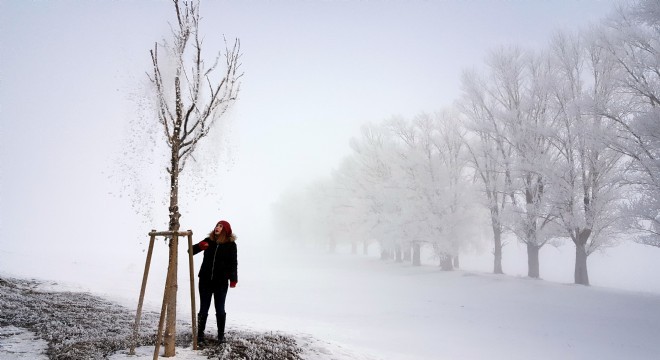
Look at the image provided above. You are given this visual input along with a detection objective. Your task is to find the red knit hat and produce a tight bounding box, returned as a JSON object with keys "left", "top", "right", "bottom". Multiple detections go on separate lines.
{"left": 217, "top": 220, "right": 232, "bottom": 237}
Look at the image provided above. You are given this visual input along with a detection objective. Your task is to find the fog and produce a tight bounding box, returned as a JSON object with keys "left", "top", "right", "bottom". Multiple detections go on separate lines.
{"left": 5, "top": 1, "right": 660, "bottom": 359}
{"left": 3, "top": 0, "right": 656, "bottom": 310}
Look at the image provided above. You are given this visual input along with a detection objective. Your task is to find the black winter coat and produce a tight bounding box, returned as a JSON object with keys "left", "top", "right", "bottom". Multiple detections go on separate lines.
{"left": 192, "top": 237, "right": 238, "bottom": 284}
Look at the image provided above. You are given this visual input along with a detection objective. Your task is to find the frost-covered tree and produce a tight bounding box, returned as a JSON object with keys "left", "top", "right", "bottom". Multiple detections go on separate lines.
{"left": 347, "top": 123, "right": 405, "bottom": 260}
{"left": 548, "top": 30, "right": 626, "bottom": 285}
{"left": 272, "top": 124, "right": 390, "bottom": 255}
{"left": 595, "top": 0, "right": 660, "bottom": 247}
{"left": 332, "top": 158, "right": 375, "bottom": 254}
{"left": 459, "top": 71, "right": 510, "bottom": 274}
{"left": 342, "top": 115, "right": 483, "bottom": 269}
{"left": 397, "top": 112, "right": 481, "bottom": 270}
{"left": 386, "top": 116, "right": 446, "bottom": 265}
{"left": 459, "top": 47, "right": 558, "bottom": 279}
{"left": 147, "top": 0, "right": 241, "bottom": 354}
{"left": 276, "top": 115, "right": 484, "bottom": 269}
{"left": 304, "top": 178, "right": 340, "bottom": 251}
{"left": 491, "top": 47, "right": 559, "bottom": 279}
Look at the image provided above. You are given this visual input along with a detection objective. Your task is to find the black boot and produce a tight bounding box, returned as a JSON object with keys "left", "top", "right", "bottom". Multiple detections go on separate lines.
{"left": 216, "top": 312, "right": 226, "bottom": 343}
{"left": 197, "top": 313, "right": 208, "bottom": 344}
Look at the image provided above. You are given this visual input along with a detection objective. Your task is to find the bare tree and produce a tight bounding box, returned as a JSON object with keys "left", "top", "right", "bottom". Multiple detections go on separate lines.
{"left": 148, "top": 0, "right": 242, "bottom": 355}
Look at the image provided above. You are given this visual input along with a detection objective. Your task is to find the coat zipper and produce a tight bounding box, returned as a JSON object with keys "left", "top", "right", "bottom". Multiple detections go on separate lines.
{"left": 210, "top": 243, "right": 219, "bottom": 280}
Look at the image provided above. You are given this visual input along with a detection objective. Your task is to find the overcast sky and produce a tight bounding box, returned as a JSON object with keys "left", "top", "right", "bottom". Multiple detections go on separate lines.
{"left": 0, "top": 0, "right": 622, "bottom": 283}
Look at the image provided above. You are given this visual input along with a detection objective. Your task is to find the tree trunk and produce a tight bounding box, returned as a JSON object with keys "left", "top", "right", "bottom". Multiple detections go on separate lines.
{"left": 163, "top": 234, "right": 178, "bottom": 357}
{"left": 164, "top": 198, "right": 180, "bottom": 355}
{"left": 526, "top": 243, "right": 540, "bottom": 278}
{"left": 492, "top": 224, "right": 503, "bottom": 274}
{"left": 351, "top": 241, "right": 357, "bottom": 254}
{"left": 453, "top": 255, "right": 460, "bottom": 269}
{"left": 394, "top": 244, "right": 403, "bottom": 262}
{"left": 574, "top": 243, "right": 589, "bottom": 285}
{"left": 412, "top": 241, "right": 421, "bottom": 266}
{"left": 164, "top": 119, "right": 181, "bottom": 357}
{"left": 362, "top": 240, "right": 369, "bottom": 255}
{"left": 574, "top": 230, "right": 591, "bottom": 285}
{"left": 403, "top": 244, "right": 411, "bottom": 262}
{"left": 380, "top": 246, "right": 391, "bottom": 260}
{"left": 440, "top": 253, "right": 454, "bottom": 271}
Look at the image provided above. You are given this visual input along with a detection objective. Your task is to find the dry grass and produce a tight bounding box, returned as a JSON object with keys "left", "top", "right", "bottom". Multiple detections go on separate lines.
{"left": 0, "top": 276, "right": 302, "bottom": 360}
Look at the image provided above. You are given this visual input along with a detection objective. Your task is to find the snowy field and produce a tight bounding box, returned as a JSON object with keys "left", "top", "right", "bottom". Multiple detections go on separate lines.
{"left": 226, "top": 243, "right": 660, "bottom": 360}
{"left": 2, "top": 240, "right": 660, "bottom": 359}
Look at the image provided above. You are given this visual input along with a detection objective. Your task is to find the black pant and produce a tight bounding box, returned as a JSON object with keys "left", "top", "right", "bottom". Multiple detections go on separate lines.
{"left": 198, "top": 280, "right": 229, "bottom": 316}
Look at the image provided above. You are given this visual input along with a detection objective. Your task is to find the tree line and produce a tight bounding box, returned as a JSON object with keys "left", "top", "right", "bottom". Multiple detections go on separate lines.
{"left": 272, "top": 0, "right": 660, "bottom": 286}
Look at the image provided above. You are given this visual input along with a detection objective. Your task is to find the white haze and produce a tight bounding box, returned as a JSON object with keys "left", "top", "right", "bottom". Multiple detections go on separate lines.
{"left": 2, "top": 0, "right": 660, "bottom": 358}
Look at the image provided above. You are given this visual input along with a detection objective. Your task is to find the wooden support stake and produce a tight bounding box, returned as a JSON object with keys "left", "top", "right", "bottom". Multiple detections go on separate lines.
{"left": 187, "top": 230, "right": 198, "bottom": 350}
{"left": 130, "top": 231, "right": 157, "bottom": 355}
{"left": 153, "top": 252, "right": 173, "bottom": 360}
{"left": 133, "top": 229, "right": 198, "bottom": 358}
{"left": 149, "top": 230, "right": 190, "bottom": 237}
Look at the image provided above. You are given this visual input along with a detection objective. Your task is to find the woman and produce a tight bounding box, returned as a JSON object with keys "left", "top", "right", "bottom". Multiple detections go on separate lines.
{"left": 192, "top": 220, "right": 238, "bottom": 344}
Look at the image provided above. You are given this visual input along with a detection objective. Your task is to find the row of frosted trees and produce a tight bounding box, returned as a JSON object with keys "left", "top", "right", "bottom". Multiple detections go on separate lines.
{"left": 273, "top": 0, "right": 660, "bottom": 285}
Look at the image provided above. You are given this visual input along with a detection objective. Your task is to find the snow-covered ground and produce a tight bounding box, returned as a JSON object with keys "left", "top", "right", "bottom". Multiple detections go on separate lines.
{"left": 106, "top": 335, "right": 376, "bottom": 360}
{"left": 225, "top": 243, "right": 660, "bottom": 360}
{"left": 2, "top": 240, "right": 660, "bottom": 359}
{"left": 0, "top": 326, "right": 47, "bottom": 360}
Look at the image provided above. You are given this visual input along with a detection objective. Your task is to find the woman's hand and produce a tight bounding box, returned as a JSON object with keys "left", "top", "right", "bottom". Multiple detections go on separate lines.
{"left": 230, "top": 281, "right": 237, "bottom": 288}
